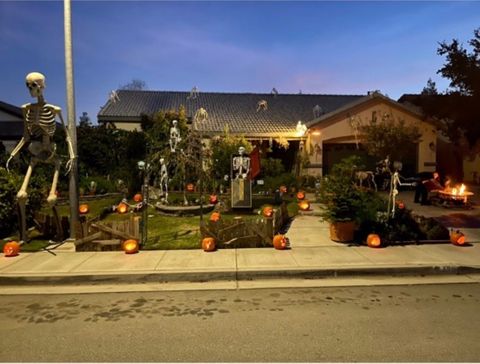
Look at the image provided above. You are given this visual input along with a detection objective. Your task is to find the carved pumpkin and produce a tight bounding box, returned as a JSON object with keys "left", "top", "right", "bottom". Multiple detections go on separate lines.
{"left": 273, "top": 234, "right": 288, "bottom": 250}
{"left": 279, "top": 185, "right": 287, "bottom": 193}
{"left": 262, "top": 205, "right": 274, "bottom": 218}
{"left": 209, "top": 194, "right": 218, "bottom": 204}
{"left": 123, "top": 239, "right": 139, "bottom": 254}
{"left": 397, "top": 201, "right": 405, "bottom": 210}
{"left": 133, "top": 193, "right": 143, "bottom": 203}
{"left": 450, "top": 230, "right": 466, "bottom": 246}
{"left": 298, "top": 200, "right": 310, "bottom": 211}
{"left": 210, "top": 212, "right": 221, "bottom": 222}
{"left": 186, "top": 183, "right": 195, "bottom": 192}
{"left": 296, "top": 191, "right": 306, "bottom": 200}
{"left": 117, "top": 203, "right": 128, "bottom": 214}
{"left": 3, "top": 241, "right": 20, "bottom": 257}
{"left": 366, "top": 233, "right": 381, "bottom": 248}
{"left": 79, "top": 204, "right": 89, "bottom": 214}
{"left": 202, "top": 237, "right": 216, "bottom": 252}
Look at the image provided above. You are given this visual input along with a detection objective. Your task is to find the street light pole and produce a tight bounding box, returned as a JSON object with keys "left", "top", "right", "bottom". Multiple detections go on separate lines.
{"left": 64, "top": 0, "right": 79, "bottom": 240}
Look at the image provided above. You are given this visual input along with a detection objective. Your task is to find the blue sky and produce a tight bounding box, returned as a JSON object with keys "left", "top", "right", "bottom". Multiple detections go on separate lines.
{"left": 1, "top": 1, "right": 479, "bottom": 123}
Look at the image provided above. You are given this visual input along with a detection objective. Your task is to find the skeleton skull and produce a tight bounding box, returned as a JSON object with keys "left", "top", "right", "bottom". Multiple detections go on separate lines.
{"left": 25, "top": 72, "right": 46, "bottom": 98}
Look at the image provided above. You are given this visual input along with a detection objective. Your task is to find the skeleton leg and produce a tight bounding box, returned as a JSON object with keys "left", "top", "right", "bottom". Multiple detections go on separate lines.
{"left": 17, "top": 161, "right": 36, "bottom": 243}
{"left": 47, "top": 159, "right": 60, "bottom": 206}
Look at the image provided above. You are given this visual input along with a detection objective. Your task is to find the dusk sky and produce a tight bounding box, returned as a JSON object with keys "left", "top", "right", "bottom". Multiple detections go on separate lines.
{"left": 1, "top": 1, "right": 479, "bottom": 124}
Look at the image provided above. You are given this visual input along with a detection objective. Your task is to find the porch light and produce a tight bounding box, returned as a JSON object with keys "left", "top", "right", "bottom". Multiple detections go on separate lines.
{"left": 296, "top": 121, "right": 307, "bottom": 137}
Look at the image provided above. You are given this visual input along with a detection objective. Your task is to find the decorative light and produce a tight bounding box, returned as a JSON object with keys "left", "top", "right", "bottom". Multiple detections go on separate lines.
{"left": 133, "top": 193, "right": 143, "bottom": 203}
{"left": 298, "top": 200, "right": 310, "bottom": 211}
{"left": 296, "top": 191, "right": 306, "bottom": 200}
{"left": 123, "top": 239, "right": 139, "bottom": 254}
{"left": 79, "top": 204, "right": 89, "bottom": 214}
{"left": 117, "top": 203, "right": 128, "bottom": 214}
{"left": 273, "top": 234, "right": 288, "bottom": 250}
{"left": 450, "top": 230, "right": 466, "bottom": 246}
{"left": 262, "top": 205, "right": 274, "bottom": 218}
{"left": 202, "top": 237, "right": 216, "bottom": 252}
{"left": 210, "top": 212, "right": 221, "bottom": 222}
{"left": 209, "top": 194, "right": 218, "bottom": 204}
{"left": 186, "top": 183, "right": 195, "bottom": 192}
{"left": 367, "top": 234, "right": 381, "bottom": 248}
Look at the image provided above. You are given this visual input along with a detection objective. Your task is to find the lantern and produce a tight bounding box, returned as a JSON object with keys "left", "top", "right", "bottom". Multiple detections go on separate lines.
{"left": 186, "top": 183, "right": 195, "bottom": 192}
{"left": 450, "top": 230, "right": 466, "bottom": 246}
{"left": 273, "top": 234, "right": 288, "bottom": 250}
{"left": 3, "top": 241, "right": 20, "bottom": 257}
{"left": 262, "top": 205, "right": 274, "bottom": 218}
{"left": 296, "top": 191, "right": 306, "bottom": 200}
{"left": 79, "top": 204, "right": 89, "bottom": 215}
{"left": 279, "top": 185, "right": 287, "bottom": 193}
{"left": 209, "top": 194, "right": 218, "bottom": 204}
{"left": 123, "top": 239, "right": 139, "bottom": 254}
{"left": 298, "top": 200, "right": 310, "bottom": 211}
{"left": 117, "top": 203, "right": 128, "bottom": 214}
{"left": 133, "top": 193, "right": 143, "bottom": 203}
{"left": 202, "top": 237, "right": 216, "bottom": 252}
{"left": 210, "top": 212, "right": 221, "bottom": 223}
{"left": 366, "top": 234, "right": 381, "bottom": 248}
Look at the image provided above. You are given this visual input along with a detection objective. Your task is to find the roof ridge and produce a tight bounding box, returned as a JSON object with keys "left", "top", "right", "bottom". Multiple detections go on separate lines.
{"left": 116, "top": 89, "right": 366, "bottom": 97}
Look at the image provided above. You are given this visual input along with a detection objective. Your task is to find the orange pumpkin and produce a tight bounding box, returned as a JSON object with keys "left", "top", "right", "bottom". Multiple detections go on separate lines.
{"left": 450, "top": 230, "right": 466, "bottom": 246}
{"left": 279, "top": 185, "right": 287, "bottom": 193}
{"left": 273, "top": 234, "right": 288, "bottom": 250}
{"left": 186, "top": 183, "right": 195, "bottom": 192}
{"left": 3, "top": 241, "right": 20, "bottom": 257}
{"left": 210, "top": 212, "right": 221, "bottom": 222}
{"left": 296, "top": 191, "right": 306, "bottom": 200}
{"left": 123, "top": 239, "right": 139, "bottom": 254}
{"left": 209, "top": 194, "right": 218, "bottom": 204}
{"left": 298, "top": 200, "right": 310, "bottom": 211}
{"left": 133, "top": 193, "right": 143, "bottom": 203}
{"left": 79, "top": 204, "right": 89, "bottom": 214}
{"left": 397, "top": 201, "right": 405, "bottom": 210}
{"left": 366, "top": 233, "right": 381, "bottom": 248}
{"left": 117, "top": 203, "right": 128, "bottom": 214}
{"left": 262, "top": 205, "right": 274, "bottom": 218}
{"left": 202, "top": 237, "right": 216, "bottom": 252}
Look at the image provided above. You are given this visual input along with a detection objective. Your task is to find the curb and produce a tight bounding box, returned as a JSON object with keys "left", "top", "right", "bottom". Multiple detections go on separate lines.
{"left": 1, "top": 265, "right": 480, "bottom": 286}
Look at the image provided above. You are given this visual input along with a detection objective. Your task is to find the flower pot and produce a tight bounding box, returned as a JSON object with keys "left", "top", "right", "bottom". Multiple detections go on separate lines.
{"left": 329, "top": 221, "right": 355, "bottom": 242}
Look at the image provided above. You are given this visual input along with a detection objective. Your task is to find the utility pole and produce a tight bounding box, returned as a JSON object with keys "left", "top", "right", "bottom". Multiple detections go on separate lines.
{"left": 64, "top": 0, "right": 79, "bottom": 241}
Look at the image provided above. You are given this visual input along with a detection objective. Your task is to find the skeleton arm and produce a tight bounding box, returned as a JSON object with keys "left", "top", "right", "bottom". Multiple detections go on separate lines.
{"left": 55, "top": 106, "right": 75, "bottom": 173}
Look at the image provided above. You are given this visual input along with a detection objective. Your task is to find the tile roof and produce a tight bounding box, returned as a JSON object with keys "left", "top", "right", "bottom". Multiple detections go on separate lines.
{"left": 98, "top": 90, "right": 365, "bottom": 135}
{"left": 0, "top": 100, "right": 23, "bottom": 118}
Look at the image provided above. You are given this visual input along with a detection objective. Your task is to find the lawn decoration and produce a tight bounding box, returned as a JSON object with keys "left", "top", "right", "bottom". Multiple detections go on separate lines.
{"left": 6, "top": 72, "right": 75, "bottom": 243}
{"left": 388, "top": 162, "right": 415, "bottom": 218}
{"left": 273, "top": 234, "right": 288, "bottom": 250}
{"left": 257, "top": 100, "right": 268, "bottom": 112}
{"left": 366, "top": 233, "right": 382, "bottom": 248}
{"left": 262, "top": 205, "right": 274, "bottom": 218}
{"left": 187, "top": 86, "right": 199, "bottom": 100}
{"left": 298, "top": 200, "right": 310, "bottom": 211}
{"left": 450, "top": 230, "right": 466, "bottom": 246}
{"left": 210, "top": 212, "right": 221, "bottom": 222}
{"left": 209, "top": 194, "right": 218, "bottom": 204}
{"left": 159, "top": 157, "right": 169, "bottom": 202}
{"left": 231, "top": 146, "right": 252, "bottom": 208}
{"left": 202, "top": 237, "right": 216, "bottom": 252}
{"left": 133, "top": 193, "right": 143, "bottom": 203}
{"left": 194, "top": 108, "right": 208, "bottom": 125}
{"left": 3, "top": 241, "right": 20, "bottom": 257}
{"left": 117, "top": 203, "right": 128, "bottom": 214}
{"left": 296, "top": 191, "right": 305, "bottom": 200}
{"left": 279, "top": 185, "right": 287, "bottom": 193}
{"left": 169, "top": 119, "right": 181, "bottom": 153}
{"left": 122, "top": 239, "right": 139, "bottom": 254}
{"left": 186, "top": 183, "right": 195, "bottom": 192}
{"left": 79, "top": 204, "right": 90, "bottom": 215}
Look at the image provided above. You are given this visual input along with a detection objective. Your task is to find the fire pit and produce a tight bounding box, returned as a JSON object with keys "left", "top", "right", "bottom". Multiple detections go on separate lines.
{"left": 436, "top": 184, "right": 474, "bottom": 208}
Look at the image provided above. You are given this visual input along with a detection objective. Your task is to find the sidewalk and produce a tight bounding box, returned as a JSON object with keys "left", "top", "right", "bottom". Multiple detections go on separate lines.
{"left": 1, "top": 191, "right": 479, "bottom": 289}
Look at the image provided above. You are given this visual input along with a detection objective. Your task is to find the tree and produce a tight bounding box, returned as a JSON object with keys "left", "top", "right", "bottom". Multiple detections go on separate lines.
{"left": 119, "top": 79, "right": 147, "bottom": 91}
{"left": 421, "top": 78, "right": 438, "bottom": 95}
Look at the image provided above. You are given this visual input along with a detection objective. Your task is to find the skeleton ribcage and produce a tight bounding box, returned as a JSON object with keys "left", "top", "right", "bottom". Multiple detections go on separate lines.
{"left": 26, "top": 106, "right": 56, "bottom": 138}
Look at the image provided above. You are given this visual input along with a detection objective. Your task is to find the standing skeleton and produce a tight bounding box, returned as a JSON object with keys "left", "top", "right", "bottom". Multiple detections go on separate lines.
{"left": 6, "top": 72, "right": 75, "bottom": 243}
{"left": 159, "top": 157, "right": 169, "bottom": 202}
{"left": 232, "top": 147, "right": 250, "bottom": 180}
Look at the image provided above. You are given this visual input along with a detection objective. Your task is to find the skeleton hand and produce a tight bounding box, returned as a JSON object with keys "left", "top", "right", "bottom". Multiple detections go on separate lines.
{"left": 6, "top": 156, "right": 13, "bottom": 173}
{"left": 65, "top": 157, "right": 75, "bottom": 175}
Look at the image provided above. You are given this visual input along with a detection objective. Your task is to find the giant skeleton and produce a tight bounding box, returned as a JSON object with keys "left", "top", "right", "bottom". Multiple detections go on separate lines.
{"left": 6, "top": 72, "right": 75, "bottom": 243}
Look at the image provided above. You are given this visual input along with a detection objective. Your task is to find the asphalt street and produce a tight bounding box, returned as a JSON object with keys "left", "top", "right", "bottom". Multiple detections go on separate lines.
{"left": 1, "top": 283, "right": 479, "bottom": 362}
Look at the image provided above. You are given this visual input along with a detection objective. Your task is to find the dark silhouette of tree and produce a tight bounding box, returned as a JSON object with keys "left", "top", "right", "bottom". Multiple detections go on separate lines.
{"left": 119, "top": 79, "right": 148, "bottom": 91}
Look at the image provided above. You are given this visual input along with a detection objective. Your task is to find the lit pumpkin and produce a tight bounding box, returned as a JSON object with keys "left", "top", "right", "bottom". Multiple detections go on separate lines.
{"left": 133, "top": 193, "right": 143, "bottom": 203}
{"left": 298, "top": 200, "right": 310, "bottom": 211}
{"left": 210, "top": 212, "right": 221, "bottom": 222}
{"left": 273, "top": 234, "right": 288, "bottom": 250}
{"left": 123, "top": 239, "right": 139, "bottom": 254}
{"left": 296, "top": 191, "right": 306, "bottom": 200}
{"left": 397, "top": 201, "right": 405, "bottom": 210}
{"left": 262, "top": 205, "right": 274, "bottom": 218}
{"left": 366, "top": 233, "right": 382, "bottom": 248}
{"left": 280, "top": 185, "right": 287, "bottom": 193}
{"left": 117, "top": 203, "right": 128, "bottom": 214}
{"left": 3, "top": 241, "right": 20, "bottom": 257}
{"left": 450, "top": 230, "right": 466, "bottom": 246}
{"left": 79, "top": 204, "right": 89, "bottom": 215}
{"left": 186, "top": 183, "right": 195, "bottom": 192}
{"left": 202, "top": 237, "right": 216, "bottom": 252}
{"left": 209, "top": 194, "right": 218, "bottom": 204}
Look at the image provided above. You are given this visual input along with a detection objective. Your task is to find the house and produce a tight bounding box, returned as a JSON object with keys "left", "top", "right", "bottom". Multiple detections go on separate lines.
{"left": 98, "top": 90, "right": 438, "bottom": 177}
{"left": 0, "top": 100, "right": 24, "bottom": 152}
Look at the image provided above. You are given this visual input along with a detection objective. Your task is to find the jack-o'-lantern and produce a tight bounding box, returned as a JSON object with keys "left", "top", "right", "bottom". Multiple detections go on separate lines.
{"left": 450, "top": 230, "right": 466, "bottom": 246}
{"left": 186, "top": 183, "right": 195, "bottom": 192}
{"left": 123, "top": 239, "right": 139, "bottom": 254}
{"left": 79, "top": 204, "right": 89, "bottom": 214}
{"left": 202, "top": 237, "right": 216, "bottom": 252}
{"left": 397, "top": 201, "right": 405, "bottom": 210}
{"left": 366, "top": 233, "right": 381, "bottom": 248}
{"left": 273, "top": 234, "right": 288, "bottom": 250}
{"left": 133, "top": 193, "right": 143, "bottom": 203}
{"left": 298, "top": 200, "right": 310, "bottom": 211}
{"left": 262, "top": 205, "right": 274, "bottom": 218}
{"left": 279, "top": 185, "right": 287, "bottom": 193}
{"left": 117, "top": 203, "right": 128, "bottom": 214}
{"left": 3, "top": 241, "right": 20, "bottom": 257}
{"left": 210, "top": 212, "right": 221, "bottom": 222}
{"left": 296, "top": 191, "right": 306, "bottom": 200}
{"left": 209, "top": 194, "right": 218, "bottom": 204}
